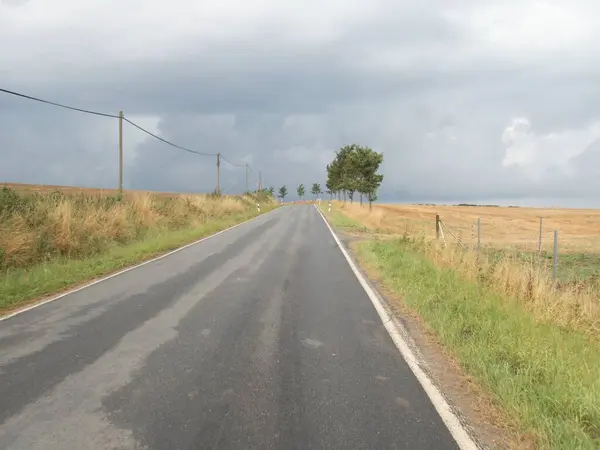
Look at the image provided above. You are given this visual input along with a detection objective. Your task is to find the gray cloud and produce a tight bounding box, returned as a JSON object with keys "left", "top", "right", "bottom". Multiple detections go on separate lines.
{"left": 2, "top": 0, "right": 600, "bottom": 205}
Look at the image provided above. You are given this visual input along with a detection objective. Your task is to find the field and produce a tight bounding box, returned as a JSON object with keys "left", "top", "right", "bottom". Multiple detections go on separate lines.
{"left": 337, "top": 203, "right": 600, "bottom": 284}
{"left": 334, "top": 202, "right": 600, "bottom": 334}
{"left": 339, "top": 202, "right": 600, "bottom": 252}
{"left": 0, "top": 182, "right": 211, "bottom": 198}
{"left": 0, "top": 183, "right": 276, "bottom": 314}
{"left": 324, "top": 202, "right": 600, "bottom": 448}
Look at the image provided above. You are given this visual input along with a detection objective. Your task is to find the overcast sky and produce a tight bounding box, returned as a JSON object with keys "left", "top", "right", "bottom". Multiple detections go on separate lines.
{"left": 2, "top": 0, "right": 600, "bottom": 205}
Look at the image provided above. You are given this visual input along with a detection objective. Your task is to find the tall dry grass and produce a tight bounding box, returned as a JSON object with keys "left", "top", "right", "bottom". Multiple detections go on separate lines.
{"left": 338, "top": 202, "right": 600, "bottom": 253}
{"left": 422, "top": 239, "right": 600, "bottom": 335}
{"left": 334, "top": 202, "right": 600, "bottom": 336}
{"left": 0, "top": 187, "right": 268, "bottom": 270}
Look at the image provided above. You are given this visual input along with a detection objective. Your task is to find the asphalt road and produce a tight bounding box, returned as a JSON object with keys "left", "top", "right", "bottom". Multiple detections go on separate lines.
{"left": 0, "top": 205, "right": 459, "bottom": 450}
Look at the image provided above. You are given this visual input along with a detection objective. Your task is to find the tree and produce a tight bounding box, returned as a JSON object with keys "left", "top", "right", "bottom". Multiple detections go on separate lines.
{"left": 255, "top": 187, "right": 274, "bottom": 202}
{"left": 325, "top": 169, "right": 336, "bottom": 200}
{"left": 311, "top": 183, "right": 322, "bottom": 199}
{"left": 326, "top": 145, "right": 358, "bottom": 203}
{"left": 366, "top": 186, "right": 379, "bottom": 210}
{"left": 364, "top": 173, "right": 383, "bottom": 210}
{"left": 326, "top": 163, "right": 341, "bottom": 200}
{"left": 278, "top": 185, "right": 288, "bottom": 201}
{"left": 325, "top": 143, "right": 384, "bottom": 210}
{"left": 267, "top": 187, "right": 275, "bottom": 196}
{"left": 297, "top": 184, "right": 305, "bottom": 200}
{"left": 350, "top": 146, "right": 384, "bottom": 208}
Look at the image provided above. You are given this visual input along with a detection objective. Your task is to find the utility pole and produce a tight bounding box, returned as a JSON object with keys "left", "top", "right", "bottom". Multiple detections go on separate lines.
{"left": 245, "top": 163, "right": 248, "bottom": 193}
{"left": 118, "top": 111, "right": 123, "bottom": 196}
{"left": 216, "top": 153, "right": 221, "bottom": 194}
{"left": 258, "top": 170, "right": 262, "bottom": 191}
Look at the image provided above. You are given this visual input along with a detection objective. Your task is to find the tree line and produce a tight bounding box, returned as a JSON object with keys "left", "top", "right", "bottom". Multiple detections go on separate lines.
{"left": 326, "top": 144, "right": 383, "bottom": 209}
{"left": 254, "top": 185, "right": 321, "bottom": 201}
{"left": 255, "top": 144, "right": 383, "bottom": 209}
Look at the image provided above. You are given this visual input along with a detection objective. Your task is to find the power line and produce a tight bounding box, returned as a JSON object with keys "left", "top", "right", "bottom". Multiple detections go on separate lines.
{"left": 0, "top": 87, "right": 120, "bottom": 118}
{"left": 123, "top": 118, "right": 217, "bottom": 157}
{"left": 220, "top": 154, "right": 247, "bottom": 168}
{"left": 0, "top": 86, "right": 250, "bottom": 168}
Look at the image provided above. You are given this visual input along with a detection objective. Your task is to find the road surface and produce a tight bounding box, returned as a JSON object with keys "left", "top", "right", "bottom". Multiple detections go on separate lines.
{"left": 0, "top": 205, "right": 459, "bottom": 449}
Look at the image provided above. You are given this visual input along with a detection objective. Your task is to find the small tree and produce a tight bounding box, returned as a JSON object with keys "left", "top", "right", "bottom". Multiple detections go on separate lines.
{"left": 366, "top": 179, "right": 382, "bottom": 211}
{"left": 278, "top": 185, "right": 288, "bottom": 201}
{"left": 297, "top": 184, "right": 305, "bottom": 200}
{"left": 311, "top": 183, "right": 322, "bottom": 199}
{"left": 267, "top": 187, "right": 275, "bottom": 196}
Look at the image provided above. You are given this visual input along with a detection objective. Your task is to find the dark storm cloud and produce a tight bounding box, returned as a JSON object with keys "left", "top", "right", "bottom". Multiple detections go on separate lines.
{"left": 2, "top": 0, "right": 600, "bottom": 204}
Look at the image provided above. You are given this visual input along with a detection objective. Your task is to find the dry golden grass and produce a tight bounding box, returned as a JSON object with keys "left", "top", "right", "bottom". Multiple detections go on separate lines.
{"left": 333, "top": 201, "right": 600, "bottom": 336}
{"left": 336, "top": 202, "right": 600, "bottom": 254}
{"left": 0, "top": 185, "right": 269, "bottom": 270}
{"left": 0, "top": 182, "right": 201, "bottom": 198}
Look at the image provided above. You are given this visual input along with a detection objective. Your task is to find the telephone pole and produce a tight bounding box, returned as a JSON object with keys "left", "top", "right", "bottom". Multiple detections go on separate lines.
{"left": 258, "top": 170, "right": 262, "bottom": 191}
{"left": 118, "top": 111, "right": 123, "bottom": 195}
{"left": 216, "top": 153, "right": 221, "bottom": 194}
{"left": 245, "top": 163, "right": 248, "bottom": 193}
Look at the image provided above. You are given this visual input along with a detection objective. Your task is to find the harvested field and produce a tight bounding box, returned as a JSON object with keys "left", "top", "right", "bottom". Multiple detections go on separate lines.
{"left": 336, "top": 202, "right": 600, "bottom": 254}
{"left": 331, "top": 201, "right": 600, "bottom": 335}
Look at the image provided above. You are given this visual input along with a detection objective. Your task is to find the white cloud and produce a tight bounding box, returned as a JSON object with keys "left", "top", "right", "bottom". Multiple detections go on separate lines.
{"left": 448, "top": 1, "right": 599, "bottom": 59}
{"left": 502, "top": 117, "right": 600, "bottom": 179}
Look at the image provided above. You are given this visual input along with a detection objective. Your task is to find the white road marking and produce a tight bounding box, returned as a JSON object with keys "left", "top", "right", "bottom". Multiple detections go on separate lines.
{"left": 314, "top": 205, "right": 480, "bottom": 450}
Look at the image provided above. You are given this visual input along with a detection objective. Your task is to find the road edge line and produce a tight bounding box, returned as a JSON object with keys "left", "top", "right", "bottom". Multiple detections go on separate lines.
{"left": 1, "top": 207, "right": 281, "bottom": 322}
{"left": 314, "top": 205, "right": 480, "bottom": 450}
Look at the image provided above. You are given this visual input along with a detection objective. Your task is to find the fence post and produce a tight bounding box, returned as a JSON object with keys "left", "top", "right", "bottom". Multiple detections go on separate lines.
{"left": 436, "top": 214, "right": 440, "bottom": 239}
{"left": 553, "top": 229, "right": 558, "bottom": 281}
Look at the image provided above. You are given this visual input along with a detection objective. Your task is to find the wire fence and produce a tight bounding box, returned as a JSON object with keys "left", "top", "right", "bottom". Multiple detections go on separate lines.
{"left": 434, "top": 212, "right": 600, "bottom": 286}
{"left": 0, "top": 87, "right": 255, "bottom": 195}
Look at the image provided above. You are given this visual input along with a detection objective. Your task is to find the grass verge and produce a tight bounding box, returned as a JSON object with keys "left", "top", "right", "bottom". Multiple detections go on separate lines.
{"left": 1, "top": 207, "right": 274, "bottom": 315}
{"left": 327, "top": 202, "right": 599, "bottom": 336}
{"left": 322, "top": 205, "right": 600, "bottom": 448}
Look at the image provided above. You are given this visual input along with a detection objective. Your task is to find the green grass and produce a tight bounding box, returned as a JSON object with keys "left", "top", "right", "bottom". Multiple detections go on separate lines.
{"left": 545, "top": 251, "right": 600, "bottom": 284}
{"left": 484, "top": 247, "right": 600, "bottom": 287}
{"left": 0, "top": 208, "right": 274, "bottom": 314}
{"left": 318, "top": 206, "right": 369, "bottom": 232}
{"left": 354, "top": 237, "right": 600, "bottom": 449}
